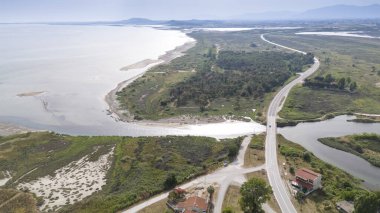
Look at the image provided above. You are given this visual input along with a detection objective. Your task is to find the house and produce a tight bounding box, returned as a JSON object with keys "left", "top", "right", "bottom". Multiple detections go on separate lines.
{"left": 174, "top": 196, "right": 208, "bottom": 213}
{"left": 336, "top": 200, "right": 354, "bottom": 213}
{"left": 295, "top": 168, "right": 322, "bottom": 193}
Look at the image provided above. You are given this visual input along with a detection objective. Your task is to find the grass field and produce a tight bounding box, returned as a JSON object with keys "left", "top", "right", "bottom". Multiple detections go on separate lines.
{"left": 222, "top": 185, "right": 242, "bottom": 213}
{"left": 318, "top": 133, "right": 380, "bottom": 167}
{"left": 138, "top": 198, "right": 172, "bottom": 213}
{"left": 0, "top": 189, "right": 38, "bottom": 213}
{"left": 277, "top": 134, "right": 368, "bottom": 213}
{"left": 267, "top": 33, "right": 380, "bottom": 120}
{"left": 244, "top": 134, "right": 265, "bottom": 167}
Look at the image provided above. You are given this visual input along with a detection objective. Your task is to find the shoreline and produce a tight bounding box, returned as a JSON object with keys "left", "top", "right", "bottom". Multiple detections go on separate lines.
{"left": 105, "top": 40, "right": 197, "bottom": 124}
{"left": 0, "top": 122, "right": 36, "bottom": 136}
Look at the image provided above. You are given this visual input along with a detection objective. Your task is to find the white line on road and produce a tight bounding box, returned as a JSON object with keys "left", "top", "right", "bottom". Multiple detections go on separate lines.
{"left": 261, "top": 34, "right": 320, "bottom": 213}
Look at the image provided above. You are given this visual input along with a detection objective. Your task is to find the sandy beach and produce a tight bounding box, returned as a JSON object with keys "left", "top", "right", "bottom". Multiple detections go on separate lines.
{"left": 0, "top": 122, "right": 35, "bottom": 136}
{"left": 105, "top": 40, "right": 196, "bottom": 124}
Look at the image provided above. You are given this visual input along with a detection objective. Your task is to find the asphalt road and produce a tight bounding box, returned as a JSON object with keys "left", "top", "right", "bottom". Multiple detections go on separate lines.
{"left": 261, "top": 34, "right": 320, "bottom": 213}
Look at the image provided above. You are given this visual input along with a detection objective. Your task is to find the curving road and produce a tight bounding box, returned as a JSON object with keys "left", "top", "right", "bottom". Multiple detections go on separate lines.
{"left": 261, "top": 34, "right": 320, "bottom": 213}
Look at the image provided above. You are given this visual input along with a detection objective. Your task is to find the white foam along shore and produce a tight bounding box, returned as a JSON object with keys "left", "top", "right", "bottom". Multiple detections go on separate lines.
{"left": 296, "top": 31, "right": 379, "bottom": 39}
{"left": 17, "top": 147, "right": 114, "bottom": 212}
{"left": 105, "top": 40, "right": 196, "bottom": 123}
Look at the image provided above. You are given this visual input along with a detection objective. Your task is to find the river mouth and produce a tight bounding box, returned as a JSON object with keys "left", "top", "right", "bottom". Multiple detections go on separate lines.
{"left": 279, "top": 115, "right": 380, "bottom": 189}
{"left": 0, "top": 24, "right": 269, "bottom": 139}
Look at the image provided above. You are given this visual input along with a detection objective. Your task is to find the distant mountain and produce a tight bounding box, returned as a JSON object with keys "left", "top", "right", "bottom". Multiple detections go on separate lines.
{"left": 234, "top": 4, "right": 380, "bottom": 20}
{"left": 296, "top": 4, "right": 380, "bottom": 20}
{"left": 235, "top": 11, "right": 298, "bottom": 21}
{"left": 118, "top": 18, "right": 165, "bottom": 25}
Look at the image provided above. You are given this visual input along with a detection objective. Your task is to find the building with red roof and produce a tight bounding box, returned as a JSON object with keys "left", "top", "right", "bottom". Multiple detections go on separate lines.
{"left": 295, "top": 168, "right": 322, "bottom": 192}
{"left": 174, "top": 196, "right": 208, "bottom": 213}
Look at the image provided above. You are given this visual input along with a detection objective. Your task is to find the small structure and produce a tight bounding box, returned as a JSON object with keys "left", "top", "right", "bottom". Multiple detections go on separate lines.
{"left": 336, "top": 200, "right": 354, "bottom": 213}
{"left": 294, "top": 168, "right": 322, "bottom": 193}
{"left": 175, "top": 196, "right": 208, "bottom": 213}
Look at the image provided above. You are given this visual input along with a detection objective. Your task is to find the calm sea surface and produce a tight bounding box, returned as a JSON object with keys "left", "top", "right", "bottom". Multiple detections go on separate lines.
{"left": 0, "top": 24, "right": 265, "bottom": 138}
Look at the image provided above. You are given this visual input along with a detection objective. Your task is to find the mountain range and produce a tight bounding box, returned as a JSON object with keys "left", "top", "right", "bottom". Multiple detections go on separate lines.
{"left": 99, "top": 4, "right": 380, "bottom": 26}
{"left": 237, "top": 4, "right": 380, "bottom": 20}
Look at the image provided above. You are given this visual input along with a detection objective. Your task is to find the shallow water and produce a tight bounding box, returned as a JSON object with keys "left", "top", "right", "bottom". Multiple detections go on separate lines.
{"left": 0, "top": 24, "right": 265, "bottom": 138}
{"left": 279, "top": 115, "right": 380, "bottom": 189}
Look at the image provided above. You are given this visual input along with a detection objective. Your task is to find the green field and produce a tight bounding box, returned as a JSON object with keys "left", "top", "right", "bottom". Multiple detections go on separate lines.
{"left": 117, "top": 30, "right": 313, "bottom": 122}
{"left": 277, "top": 134, "right": 367, "bottom": 212}
{"left": 318, "top": 133, "right": 380, "bottom": 167}
{"left": 267, "top": 33, "right": 380, "bottom": 121}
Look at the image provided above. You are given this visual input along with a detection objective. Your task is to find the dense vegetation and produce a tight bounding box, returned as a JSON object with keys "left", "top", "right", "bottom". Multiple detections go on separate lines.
{"left": 277, "top": 134, "right": 369, "bottom": 212}
{"left": 170, "top": 51, "right": 313, "bottom": 110}
{"left": 318, "top": 133, "right": 380, "bottom": 167}
{"left": 117, "top": 30, "right": 314, "bottom": 121}
{"left": 304, "top": 74, "right": 357, "bottom": 92}
{"left": 62, "top": 136, "right": 242, "bottom": 213}
{"left": 354, "top": 191, "right": 380, "bottom": 213}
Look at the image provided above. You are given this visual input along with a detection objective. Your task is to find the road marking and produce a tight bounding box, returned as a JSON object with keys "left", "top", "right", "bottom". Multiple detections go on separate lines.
{"left": 262, "top": 34, "right": 320, "bottom": 213}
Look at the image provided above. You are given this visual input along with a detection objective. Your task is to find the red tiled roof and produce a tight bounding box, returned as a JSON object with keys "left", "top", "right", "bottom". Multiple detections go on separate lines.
{"left": 177, "top": 196, "right": 208, "bottom": 212}
{"left": 295, "top": 168, "right": 320, "bottom": 181}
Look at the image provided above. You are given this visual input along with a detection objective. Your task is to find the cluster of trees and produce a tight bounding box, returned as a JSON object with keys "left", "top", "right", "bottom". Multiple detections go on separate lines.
{"left": 239, "top": 177, "right": 272, "bottom": 213}
{"left": 304, "top": 74, "right": 357, "bottom": 92}
{"left": 354, "top": 191, "right": 380, "bottom": 213}
{"left": 170, "top": 51, "right": 314, "bottom": 110}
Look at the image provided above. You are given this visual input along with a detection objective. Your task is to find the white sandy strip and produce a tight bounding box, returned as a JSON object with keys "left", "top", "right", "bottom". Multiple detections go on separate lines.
{"left": 0, "top": 171, "right": 12, "bottom": 186}
{"left": 18, "top": 147, "right": 114, "bottom": 212}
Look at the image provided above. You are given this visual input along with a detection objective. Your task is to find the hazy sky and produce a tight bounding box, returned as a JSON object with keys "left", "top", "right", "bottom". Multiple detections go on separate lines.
{"left": 1, "top": 0, "right": 380, "bottom": 22}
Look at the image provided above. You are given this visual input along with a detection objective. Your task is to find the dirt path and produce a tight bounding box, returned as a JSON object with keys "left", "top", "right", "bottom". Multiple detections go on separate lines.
{"left": 0, "top": 193, "right": 22, "bottom": 209}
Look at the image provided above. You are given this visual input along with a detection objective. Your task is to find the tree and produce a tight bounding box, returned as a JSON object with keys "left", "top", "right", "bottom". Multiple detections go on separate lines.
{"left": 207, "top": 185, "right": 215, "bottom": 201}
{"left": 164, "top": 174, "right": 177, "bottom": 190}
{"left": 346, "top": 77, "right": 352, "bottom": 85}
{"left": 289, "top": 167, "right": 295, "bottom": 175}
{"left": 349, "top": 82, "right": 357, "bottom": 92}
{"left": 239, "top": 177, "right": 272, "bottom": 213}
{"left": 338, "top": 78, "right": 346, "bottom": 90}
{"left": 325, "top": 74, "right": 334, "bottom": 83}
{"left": 295, "top": 191, "right": 305, "bottom": 203}
{"left": 303, "top": 152, "right": 312, "bottom": 162}
{"left": 354, "top": 192, "right": 380, "bottom": 213}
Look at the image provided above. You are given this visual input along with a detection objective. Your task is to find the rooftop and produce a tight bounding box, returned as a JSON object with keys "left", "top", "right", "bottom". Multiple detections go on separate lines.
{"left": 177, "top": 196, "right": 208, "bottom": 213}
{"left": 296, "top": 168, "right": 321, "bottom": 181}
{"left": 336, "top": 200, "right": 354, "bottom": 213}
